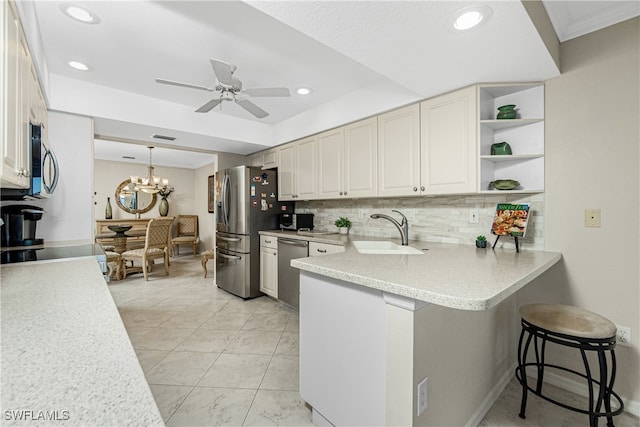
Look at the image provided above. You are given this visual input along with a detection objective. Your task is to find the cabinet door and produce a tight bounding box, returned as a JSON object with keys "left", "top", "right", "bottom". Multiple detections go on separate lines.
{"left": 296, "top": 135, "right": 317, "bottom": 199}
{"left": 262, "top": 148, "right": 278, "bottom": 169}
{"left": 1, "top": 1, "right": 29, "bottom": 188}
{"left": 260, "top": 246, "right": 278, "bottom": 298}
{"left": 309, "top": 242, "right": 345, "bottom": 257}
{"left": 344, "top": 117, "right": 377, "bottom": 198}
{"left": 421, "top": 86, "right": 477, "bottom": 194}
{"left": 247, "top": 152, "right": 263, "bottom": 168}
{"left": 278, "top": 144, "right": 296, "bottom": 201}
{"left": 377, "top": 104, "right": 420, "bottom": 197}
{"left": 317, "top": 128, "right": 344, "bottom": 199}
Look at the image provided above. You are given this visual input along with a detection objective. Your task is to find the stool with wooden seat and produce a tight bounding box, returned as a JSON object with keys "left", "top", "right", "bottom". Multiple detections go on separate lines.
{"left": 201, "top": 249, "right": 214, "bottom": 278}
{"left": 104, "top": 250, "right": 123, "bottom": 281}
{"left": 516, "top": 304, "right": 624, "bottom": 427}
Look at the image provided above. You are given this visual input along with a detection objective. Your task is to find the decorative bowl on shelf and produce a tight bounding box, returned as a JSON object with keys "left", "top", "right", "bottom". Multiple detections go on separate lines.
{"left": 496, "top": 104, "right": 518, "bottom": 119}
{"left": 489, "top": 179, "right": 520, "bottom": 190}
{"left": 491, "top": 141, "right": 512, "bottom": 155}
{"left": 108, "top": 225, "right": 133, "bottom": 236}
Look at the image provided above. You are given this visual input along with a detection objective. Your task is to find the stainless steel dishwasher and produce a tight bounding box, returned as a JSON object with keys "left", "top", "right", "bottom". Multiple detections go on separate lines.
{"left": 277, "top": 238, "right": 309, "bottom": 309}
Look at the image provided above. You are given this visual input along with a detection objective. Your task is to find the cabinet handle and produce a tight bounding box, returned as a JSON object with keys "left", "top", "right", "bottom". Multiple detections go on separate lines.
{"left": 344, "top": 191, "right": 347, "bottom": 196}
{"left": 420, "top": 186, "right": 425, "bottom": 191}
{"left": 317, "top": 249, "right": 327, "bottom": 253}
{"left": 339, "top": 192, "right": 343, "bottom": 196}
{"left": 265, "top": 239, "right": 272, "bottom": 244}
{"left": 413, "top": 187, "right": 418, "bottom": 192}
{"left": 273, "top": 252, "right": 277, "bottom": 256}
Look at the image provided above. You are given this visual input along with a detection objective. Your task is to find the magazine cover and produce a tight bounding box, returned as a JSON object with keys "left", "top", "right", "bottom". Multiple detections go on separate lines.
{"left": 491, "top": 203, "right": 530, "bottom": 237}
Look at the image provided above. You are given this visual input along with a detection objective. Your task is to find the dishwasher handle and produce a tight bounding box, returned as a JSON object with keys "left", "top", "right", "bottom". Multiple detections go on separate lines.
{"left": 279, "top": 238, "right": 309, "bottom": 247}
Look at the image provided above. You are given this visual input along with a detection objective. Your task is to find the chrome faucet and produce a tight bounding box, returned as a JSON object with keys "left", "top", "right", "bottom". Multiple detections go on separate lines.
{"left": 370, "top": 210, "right": 409, "bottom": 245}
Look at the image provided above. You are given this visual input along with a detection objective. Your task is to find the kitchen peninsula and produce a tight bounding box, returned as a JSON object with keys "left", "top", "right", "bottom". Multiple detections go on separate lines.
{"left": 0, "top": 258, "right": 163, "bottom": 426}
{"left": 289, "top": 236, "right": 562, "bottom": 426}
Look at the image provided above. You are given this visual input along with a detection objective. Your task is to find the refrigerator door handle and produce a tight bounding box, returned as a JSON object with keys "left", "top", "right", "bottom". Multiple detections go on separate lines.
{"left": 221, "top": 173, "right": 230, "bottom": 228}
{"left": 218, "top": 235, "right": 242, "bottom": 242}
{"left": 218, "top": 252, "right": 242, "bottom": 260}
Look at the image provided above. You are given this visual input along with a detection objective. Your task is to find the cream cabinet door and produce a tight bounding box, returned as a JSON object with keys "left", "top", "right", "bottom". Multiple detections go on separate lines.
{"left": 344, "top": 117, "right": 377, "bottom": 198}
{"left": 262, "top": 148, "right": 278, "bottom": 169}
{"left": 296, "top": 135, "right": 318, "bottom": 199}
{"left": 377, "top": 104, "right": 421, "bottom": 197}
{"left": 420, "top": 86, "right": 477, "bottom": 194}
{"left": 1, "top": 1, "right": 30, "bottom": 188}
{"left": 278, "top": 144, "right": 296, "bottom": 201}
{"left": 260, "top": 245, "right": 278, "bottom": 298}
{"left": 317, "top": 128, "right": 344, "bottom": 199}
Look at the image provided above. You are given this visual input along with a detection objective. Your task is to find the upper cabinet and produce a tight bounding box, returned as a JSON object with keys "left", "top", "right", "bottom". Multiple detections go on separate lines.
{"left": 477, "top": 83, "right": 544, "bottom": 194}
{"left": 247, "top": 147, "right": 278, "bottom": 170}
{"left": 377, "top": 104, "right": 421, "bottom": 197}
{"left": 1, "top": 0, "right": 31, "bottom": 189}
{"left": 317, "top": 117, "right": 378, "bottom": 199}
{"left": 420, "top": 86, "right": 477, "bottom": 195}
{"left": 278, "top": 135, "right": 317, "bottom": 201}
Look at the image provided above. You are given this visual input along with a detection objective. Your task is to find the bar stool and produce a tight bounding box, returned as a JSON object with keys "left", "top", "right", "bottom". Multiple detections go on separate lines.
{"left": 516, "top": 304, "right": 624, "bottom": 426}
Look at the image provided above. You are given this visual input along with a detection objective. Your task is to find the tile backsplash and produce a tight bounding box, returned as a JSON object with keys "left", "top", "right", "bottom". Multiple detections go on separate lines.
{"left": 296, "top": 194, "right": 544, "bottom": 250}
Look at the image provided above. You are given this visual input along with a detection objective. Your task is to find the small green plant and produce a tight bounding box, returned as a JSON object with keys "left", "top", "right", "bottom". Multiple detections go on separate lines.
{"left": 476, "top": 235, "right": 487, "bottom": 241}
{"left": 334, "top": 217, "right": 352, "bottom": 228}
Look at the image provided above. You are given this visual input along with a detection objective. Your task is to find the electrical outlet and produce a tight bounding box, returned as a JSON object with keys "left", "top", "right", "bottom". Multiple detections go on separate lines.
{"left": 616, "top": 325, "right": 631, "bottom": 347}
{"left": 585, "top": 209, "right": 601, "bottom": 227}
{"left": 417, "top": 377, "right": 428, "bottom": 416}
{"left": 358, "top": 209, "right": 368, "bottom": 219}
{"left": 469, "top": 209, "right": 479, "bottom": 224}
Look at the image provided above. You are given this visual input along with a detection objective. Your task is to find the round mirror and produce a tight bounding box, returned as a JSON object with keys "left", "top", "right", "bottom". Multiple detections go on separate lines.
{"left": 115, "top": 179, "right": 157, "bottom": 215}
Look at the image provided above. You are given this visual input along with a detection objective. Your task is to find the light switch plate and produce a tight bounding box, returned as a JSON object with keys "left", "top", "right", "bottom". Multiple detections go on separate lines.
{"left": 585, "top": 209, "right": 601, "bottom": 227}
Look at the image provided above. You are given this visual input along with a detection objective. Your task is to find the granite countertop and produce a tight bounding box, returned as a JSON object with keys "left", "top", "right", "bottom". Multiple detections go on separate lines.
{"left": 1, "top": 258, "right": 163, "bottom": 426}
{"left": 270, "top": 231, "right": 562, "bottom": 311}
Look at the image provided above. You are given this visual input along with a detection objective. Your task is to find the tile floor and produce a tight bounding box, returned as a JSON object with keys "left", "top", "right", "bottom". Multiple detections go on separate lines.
{"left": 108, "top": 256, "right": 639, "bottom": 426}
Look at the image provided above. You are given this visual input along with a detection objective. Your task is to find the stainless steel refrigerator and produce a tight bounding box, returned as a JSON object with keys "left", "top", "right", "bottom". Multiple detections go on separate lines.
{"left": 215, "top": 165, "right": 293, "bottom": 298}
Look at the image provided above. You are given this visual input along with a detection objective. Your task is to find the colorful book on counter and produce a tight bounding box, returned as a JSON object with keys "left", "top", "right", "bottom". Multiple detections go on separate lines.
{"left": 490, "top": 203, "right": 530, "bottom": 237}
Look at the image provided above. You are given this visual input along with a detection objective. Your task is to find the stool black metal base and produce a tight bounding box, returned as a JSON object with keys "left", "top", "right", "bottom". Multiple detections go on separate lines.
{"left": 516, "top": 318, "right": 624, "bottom": 427}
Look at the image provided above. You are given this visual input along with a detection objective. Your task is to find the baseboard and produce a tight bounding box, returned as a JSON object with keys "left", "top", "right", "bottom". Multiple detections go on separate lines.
{"left": 465, "top": 363, "right": 517, "bottom": 427}
{"left": 543, "top": 370, "right": 640, "bottom": 418}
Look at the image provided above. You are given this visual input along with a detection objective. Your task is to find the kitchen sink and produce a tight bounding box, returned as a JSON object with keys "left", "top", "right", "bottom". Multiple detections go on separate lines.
{"left": 352, "top": 241, "right": 424, "bottom": 255}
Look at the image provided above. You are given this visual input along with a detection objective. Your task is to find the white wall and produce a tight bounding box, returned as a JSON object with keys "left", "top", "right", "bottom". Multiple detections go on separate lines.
{"left": 194, "top": 160, "right": 216, "bottom": 255}
{"left": 0, "top": 111, "right": 95, "bottom": 246}
{"left": 519, "top": 17, "right": 640, "bottom": 411}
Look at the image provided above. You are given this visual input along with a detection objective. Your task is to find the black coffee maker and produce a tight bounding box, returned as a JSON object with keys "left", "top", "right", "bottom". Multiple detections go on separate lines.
{"left": 1, "top": 205, "right": 45, "bottom": 247}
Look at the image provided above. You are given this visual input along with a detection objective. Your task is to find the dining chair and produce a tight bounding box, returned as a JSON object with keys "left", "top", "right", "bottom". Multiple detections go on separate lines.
{"left": 172, "top": 215, "right": 199, "bottom": 255}
{"left": 121, "top": 217, "right": 174, "bottom": 280}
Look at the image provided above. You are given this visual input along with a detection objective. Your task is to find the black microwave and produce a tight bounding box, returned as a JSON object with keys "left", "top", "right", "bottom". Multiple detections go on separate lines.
{"left": 1, "top": 123, "right": 59, "bottom": 200}
{"left": 279, "top": 213, "right": 314, "bottom": 230}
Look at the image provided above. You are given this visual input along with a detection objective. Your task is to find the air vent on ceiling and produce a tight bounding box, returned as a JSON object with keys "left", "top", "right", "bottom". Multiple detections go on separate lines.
{"left": 152, "top": 134, "right": 176, "bottom": 141}
{"left": 122, "top": 156, "right": 135, "bottom": 160}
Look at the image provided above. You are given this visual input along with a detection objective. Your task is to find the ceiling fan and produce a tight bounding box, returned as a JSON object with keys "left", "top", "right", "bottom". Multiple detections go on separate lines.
{"left": 155, "top": 59, "right": 290, "bottom": 119}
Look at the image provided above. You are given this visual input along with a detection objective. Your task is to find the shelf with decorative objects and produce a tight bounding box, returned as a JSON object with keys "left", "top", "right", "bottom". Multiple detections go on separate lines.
{"left": 477, "top": 83, "right": 544, "bottom": 194}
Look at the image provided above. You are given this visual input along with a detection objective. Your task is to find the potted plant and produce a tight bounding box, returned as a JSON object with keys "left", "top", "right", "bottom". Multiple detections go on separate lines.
{"left": 334, "top": 217, "right": 352, "bottom": 235}
{"left": 476, "top": 235, "right": 487, "bottom": 248}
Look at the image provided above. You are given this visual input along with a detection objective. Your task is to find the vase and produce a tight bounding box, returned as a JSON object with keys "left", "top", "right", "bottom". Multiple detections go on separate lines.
{"left": 339, "top": 227, "right": 349, "bottom": 235}
{"left": 105, "top": 197, "right": 112, "bottom": 219}
{"left": 159, "top": 197, "right": 169, "bottom": 217}
{"left": 496, "top": 104, "right": 517, "bottom": 119}
{"left": 491, "top": 141, "right": 512, "bottom": 155}
{"left": 476, "top": 240, "right": 487, "bottom": 248}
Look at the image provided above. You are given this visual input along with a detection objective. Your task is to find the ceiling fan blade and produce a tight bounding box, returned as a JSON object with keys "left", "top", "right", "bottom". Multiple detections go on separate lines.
{"left": 243, "top": 87, "right": 290, "bottom": 97}
{"left": 235, "top": 98, "right": 269, "bottom": 118}
{"left": 155, "top": 78, "right": 212, "bottom": 92}
{"left": 210, "top": 59, "right": 235, "bottom": 86}
{"left": 195, "top": 98, "right": 223, "bottom": 113}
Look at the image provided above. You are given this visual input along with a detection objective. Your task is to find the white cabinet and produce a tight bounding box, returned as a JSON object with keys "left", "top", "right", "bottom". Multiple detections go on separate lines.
{"left": 420, "top": 86, "right": 477, "bottom": 194}
{"left": 309, "top": 242, "right": 345, "bottom": 257}
{"left": 262, "top": 148, "right": 278, "bottom": 169}
{"left": 260, "top": 235, "right": 278, "bottom": 298}
{"left": 1, "top": 0, "right": 30, "bottom": 189}
{"left": 278, "top": 136, "right": 317, "bottom": 201}
{"left": 477, "top": 83, "right": 544, "bottom": 193}
{"left": 247, "top": 152, "right": 263, "bottom": 168}
{"left": 377, "top": 104, "right": 421, "bottom": 197}
{"left": 318, "top": 117, "right": 378, "bottom": 199}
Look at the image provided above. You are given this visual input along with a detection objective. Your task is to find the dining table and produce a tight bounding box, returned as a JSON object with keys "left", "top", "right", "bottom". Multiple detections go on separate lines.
{"left": 96, "top": 226, "right": 147, "bottom": 254}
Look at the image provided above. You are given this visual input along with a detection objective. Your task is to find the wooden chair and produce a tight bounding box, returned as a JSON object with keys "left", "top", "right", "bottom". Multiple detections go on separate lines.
{"left": 121, "top": 217, "right": 174, "bottom": 280}
{"left": 172, "top": 215, "right": 199, "bottom": 255}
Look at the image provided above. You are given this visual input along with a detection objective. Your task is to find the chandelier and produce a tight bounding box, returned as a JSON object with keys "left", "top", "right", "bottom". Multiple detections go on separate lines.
{"left": 130, "top": 146, "right": 173, "bottom": 194}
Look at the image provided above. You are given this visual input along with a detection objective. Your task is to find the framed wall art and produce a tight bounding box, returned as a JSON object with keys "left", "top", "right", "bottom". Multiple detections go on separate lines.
{"left": 208, "top": 175, "right": 215, "bottom": 213}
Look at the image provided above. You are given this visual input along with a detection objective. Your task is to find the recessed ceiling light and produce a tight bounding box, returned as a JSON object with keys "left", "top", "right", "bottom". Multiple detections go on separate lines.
{"left": 60, "top": 4, "right": 100, "bottom": 24}
{"left": 296, "top": 87, "right": 312, "bottom": 95}
{"left": 68, "top": 60, "right": 90, "bottom": 71}
{"left": 451, "top": 6, "right": 492, "bottom": 31}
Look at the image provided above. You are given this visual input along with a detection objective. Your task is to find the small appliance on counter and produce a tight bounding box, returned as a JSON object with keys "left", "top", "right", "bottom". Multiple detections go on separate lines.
{"left": 279, "top": 213, "right": 314, "bottom": 231}
{"left": 1, "top": 204, "right": 45, "bottom": 246}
